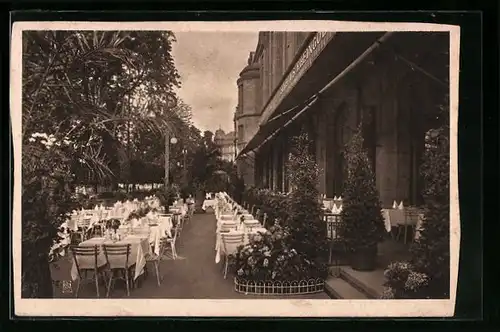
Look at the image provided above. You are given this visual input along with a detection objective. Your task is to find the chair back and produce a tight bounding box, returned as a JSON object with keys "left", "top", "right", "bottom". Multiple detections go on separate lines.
{"left": 324, "top": 213, "right": 342, "bottom": 240}
{"left": 170, "top": 223, "right": 180, "bottom": 240}
{"left": 404, "top": 207, "right": 421, "bottom": 225}
{"left": 77, "top": 218, "right": 91, "bottom": 229}
{"left": 245, "top": 223, "right": 261, "bottom": 232}
{"left": 219, "top": 222, "right": 237, "bottom": 233}
{"left": 220, "top": 214, "right": 234, "bottom": 221}
{"left": 262, "top": 213, "right": 268, "bottom": 228}
{"left": 103, "top": 243, "right": 131, "bottom": 269}
{"left": 71, "top": 245, "right": 100, "bottom": 278}
{"left": 221, "top": 232, "right": 244, "bottom": 255}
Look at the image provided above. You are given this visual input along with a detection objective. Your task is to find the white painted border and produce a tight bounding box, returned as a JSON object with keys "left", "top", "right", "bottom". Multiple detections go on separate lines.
{"left": 11, "top": 20, "right": 460, "bottom": 317}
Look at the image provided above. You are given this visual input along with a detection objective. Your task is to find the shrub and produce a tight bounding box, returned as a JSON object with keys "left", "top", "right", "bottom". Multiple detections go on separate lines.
{"left": 284, "top": 131, "right": 328, "bottom": 277}
{"left": 381, "top": 262, "right": 430, "bottom": 299}
{"left": 339, "top": 127, "right": 385, "bottom": 252}
{"left": 22, "top": 142, "right": 76, "bottom": 298}
{"left": 97, "top": 191, "right": 116, "bottom": 199}
{"left": 229, "top": 222, "right": 324, "bottom": 281}
{"left": 383, "top": 97, "right": 450, "bottom": 299}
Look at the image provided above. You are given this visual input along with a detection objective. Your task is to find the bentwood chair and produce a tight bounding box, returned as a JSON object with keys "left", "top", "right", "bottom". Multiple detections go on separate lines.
{"left": 71, "top": 245, "right": 108, "bottom": 298}
{"left": 145, "top": 237, "right": 167, "bottom": 286}
{"left": 399, "top": 207, "right": 422, "bottom": 244}
{"left": 162, "top": 224, "right": 180, "bottom": 260}
{"left": 103, "top": 244, "right": 135, "bottom": 297}
{"left": 262, "top": 213, "right": 268, "bottom": 228}
{"left": 172, "top": 213, "right": 183, "bottom": 236}
{"left": 221, "top": 232, "right": 245, "bottom": 279}
{"left": 219, "top": 222, "right": 238, "bottom": 233}
{"left": 73, "top": 218, "right": 91, "bottom": 243}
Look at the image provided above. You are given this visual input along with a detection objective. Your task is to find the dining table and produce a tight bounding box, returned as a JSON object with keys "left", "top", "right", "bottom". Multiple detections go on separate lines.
{"left": 70, "top": 234, "right": 151, "bottom": 282}
{"left": 381, "top": 208, "right": 425, "bottom": 240}
{"left": 214, "top": 219, "right": 268, "bottom": 264}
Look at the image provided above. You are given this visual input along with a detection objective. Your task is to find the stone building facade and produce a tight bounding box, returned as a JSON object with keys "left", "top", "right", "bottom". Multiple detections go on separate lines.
{"left": 235, "top": 31, "right": 449, "bottom": 207}
{"left": 214, "top": 129, "right": 236, "bottom": 162}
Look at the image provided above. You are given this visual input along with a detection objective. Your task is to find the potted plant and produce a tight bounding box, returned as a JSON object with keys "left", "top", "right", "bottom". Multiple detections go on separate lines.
{"left": 339, "top": 127, "right": 385, "bottom": 271}
{"left": 284, "top": 131, "right": 328, "bottom": 277}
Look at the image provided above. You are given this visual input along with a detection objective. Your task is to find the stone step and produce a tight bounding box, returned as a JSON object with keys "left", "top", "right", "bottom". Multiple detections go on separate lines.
{"left": 339, "top": 267, "right": 384, "bottom": 299}
{"left": 324, "top": 276, "right": 369, "bottom": 299}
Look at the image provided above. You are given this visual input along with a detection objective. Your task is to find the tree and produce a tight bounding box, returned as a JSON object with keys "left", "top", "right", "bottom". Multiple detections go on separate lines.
{"left": 339, "top": 126, "right": 385, "bottom": 271}
{"left": 285, "top": 131, "right": 328, "bottom": 277}
{"left": 21, "top": 30, "right": 182, "bottom": 297}
{"left": 408, "top": 97, "right": 450, "bottom": 298}
{"left": 23, "top": 31, "right": 182, "bottom": 188}
{"left": 382, "top": 96, "right": 450, "bottom": 299}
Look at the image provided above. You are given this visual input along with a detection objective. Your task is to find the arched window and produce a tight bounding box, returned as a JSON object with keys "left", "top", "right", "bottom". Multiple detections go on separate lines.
{"left": 238, "top": 124, "right": 244, "bottom": 142}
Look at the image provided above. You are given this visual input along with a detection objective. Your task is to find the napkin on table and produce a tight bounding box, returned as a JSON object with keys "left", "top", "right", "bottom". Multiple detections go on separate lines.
{"left": 398, "top": 201, "right": 404, "bottom": 210}
{"left": 392, "top": 200, "right": 398, "bottom": 209}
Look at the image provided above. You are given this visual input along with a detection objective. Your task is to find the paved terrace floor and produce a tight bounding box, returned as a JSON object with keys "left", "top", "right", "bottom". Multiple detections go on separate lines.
{"left": 52, "top": 212, "right": 330, "bottom": 300}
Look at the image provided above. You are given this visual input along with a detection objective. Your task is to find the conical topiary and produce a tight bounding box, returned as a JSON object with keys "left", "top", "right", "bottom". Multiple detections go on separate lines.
{"left": 285, "top": 131, "right": 328, "bottom": 277}
{"left": 339, "top": 126, "right": 386, "bottom": 256}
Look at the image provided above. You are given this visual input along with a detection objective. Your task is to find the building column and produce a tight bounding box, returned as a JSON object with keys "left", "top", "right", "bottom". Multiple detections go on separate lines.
{"left": 315, "top": 109, "right": 327, "bottom": 195}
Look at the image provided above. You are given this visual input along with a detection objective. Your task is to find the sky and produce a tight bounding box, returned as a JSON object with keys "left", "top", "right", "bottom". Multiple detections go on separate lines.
{"left": 172, "top": 31, "right": 258, "bottom": 134}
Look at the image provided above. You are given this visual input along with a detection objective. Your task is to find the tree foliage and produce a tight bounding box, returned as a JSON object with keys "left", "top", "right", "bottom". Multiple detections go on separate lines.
{"left": 285, "top": 131, "right": 328, "bottom": 276}
{"left": 408, "top": 96, "right": 450, "bottom": 298}
{"left": 339, "top": 126, "right": 385, "bottom": 251}
{"left": 21, "top": 30, "right": 183, "bottom": 298}
{"left": 383, "top": 96, "right": 450, "bottom": 299}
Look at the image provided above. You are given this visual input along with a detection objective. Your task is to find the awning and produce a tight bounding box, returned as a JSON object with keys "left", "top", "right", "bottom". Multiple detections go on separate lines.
{"left": 236, "top": 103, "right": 306, "bottom": 159}
{"left": 236, "top": 32, "right": 395, "bottom": 160}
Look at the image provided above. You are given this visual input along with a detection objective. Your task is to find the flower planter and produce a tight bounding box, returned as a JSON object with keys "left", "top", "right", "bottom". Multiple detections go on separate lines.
{"left": 234, "top": 277, "right": 324, "bottom": 295}
{"left": 350, "top": 245, "right": 378, "bottom": 271}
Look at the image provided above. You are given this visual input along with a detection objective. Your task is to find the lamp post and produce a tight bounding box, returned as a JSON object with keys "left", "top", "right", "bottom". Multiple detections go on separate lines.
{"left": 164, "top": 134, "right": 177, "bottom": 188}
{"left": 182, "top": 149, "right": 187, "bottom": 186}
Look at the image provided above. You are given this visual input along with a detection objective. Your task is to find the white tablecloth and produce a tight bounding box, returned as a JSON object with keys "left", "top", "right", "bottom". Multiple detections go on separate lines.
{"left": 215, "top": 222, "right": 268, "bottom": 263}
{"left": 149, "top": 216, "right": 173, "bottom": 256}
{"left": 202, "top": 199, "right": 217, "bottom": 211}
{"left": 71, "top": 235, "right": 151, "bottom": 281}
{"left": 382, "top": 209, "right": 425, "bottom": 239}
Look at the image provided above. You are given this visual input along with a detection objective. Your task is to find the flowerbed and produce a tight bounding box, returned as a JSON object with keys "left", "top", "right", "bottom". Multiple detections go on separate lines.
{"left": 228, "top": 222, "right": 327, "bottom": 284}
{"left": 230, "top": 132, "right": 328, "bottom": 291}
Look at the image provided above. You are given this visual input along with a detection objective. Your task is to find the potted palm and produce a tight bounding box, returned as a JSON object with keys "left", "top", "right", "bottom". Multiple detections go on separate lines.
{"left": 339, "top": 128, "right": 385, "bottom": 271}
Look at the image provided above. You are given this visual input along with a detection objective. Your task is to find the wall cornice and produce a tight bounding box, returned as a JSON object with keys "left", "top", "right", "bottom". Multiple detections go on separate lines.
{"left": 234, "top": 112, "right": 261, "bottom": 121}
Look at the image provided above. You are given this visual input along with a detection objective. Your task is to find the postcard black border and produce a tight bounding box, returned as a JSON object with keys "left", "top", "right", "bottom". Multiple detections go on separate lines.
{"left": 2, "top": 4, "right": 492, "bottom": 328}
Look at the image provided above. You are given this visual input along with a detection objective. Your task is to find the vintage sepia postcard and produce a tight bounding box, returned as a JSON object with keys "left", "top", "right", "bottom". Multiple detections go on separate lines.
{"left": 11, "top": 20, "right": 460, "bottom": 317}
